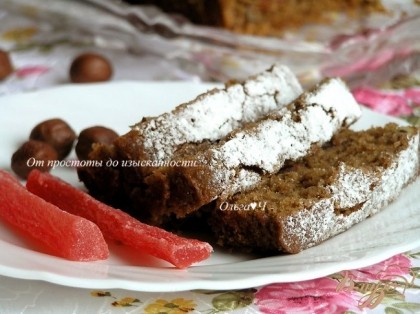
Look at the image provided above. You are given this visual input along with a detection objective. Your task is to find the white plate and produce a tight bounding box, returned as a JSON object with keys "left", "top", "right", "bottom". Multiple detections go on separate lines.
{"left": 0, "top": 82, "right": 419, "bottom": 292}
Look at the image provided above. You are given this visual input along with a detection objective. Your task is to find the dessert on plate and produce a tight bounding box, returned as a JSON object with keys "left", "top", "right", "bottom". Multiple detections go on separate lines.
{"left": 130, "top": 77, "right": 361, "bottom": 225}
{"left": 79, "top": 70, "right": 361, "bottom": 226}
{"left": 210, "top": 124, "right": 419, "bottom": 253}
{"left": 78, "top": 64, "right": 303, "bottom": 221}
{"left": 78, "top": 64, "right": 419, "bottom": 255}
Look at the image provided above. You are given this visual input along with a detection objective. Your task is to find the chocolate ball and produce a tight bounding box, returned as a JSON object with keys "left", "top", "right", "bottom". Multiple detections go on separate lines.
{"left": 11, "top": 140, "right": 58, "bottom": 179}
{"left": 76, "top": 126, "right": 118, "bottom": 160}
{"left": 30, "top": 118, "right": 77, "bottom": 160}
{"left": 69, "top": 53, "right": 113, "bottom": 83}
{"left": 0, "top": 50, "right": 13, "bottom": 81}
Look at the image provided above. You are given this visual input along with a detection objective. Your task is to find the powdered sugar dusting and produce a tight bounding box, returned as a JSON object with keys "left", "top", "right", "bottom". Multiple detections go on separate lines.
{"left": 282, "top": 132, "right": 419, "bottom": 251}
{"left": 132, "top": 64, "right": 302, "bottom": 161}
{"left": 331, "top": 164, "right": 376, "bottom": 208}
{"left": 205, "top": 78, "right": 361, "bottom": 196}
{"left": 304, "top": 78, "right": 363, "bottom": 127}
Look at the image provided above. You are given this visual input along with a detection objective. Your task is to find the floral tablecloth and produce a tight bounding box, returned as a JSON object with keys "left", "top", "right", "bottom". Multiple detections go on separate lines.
{"left": 1, "top": 2, "right": 420, "bottom": 313}
{"left": 1, "top": 250, "right": 420, "bottom": 314}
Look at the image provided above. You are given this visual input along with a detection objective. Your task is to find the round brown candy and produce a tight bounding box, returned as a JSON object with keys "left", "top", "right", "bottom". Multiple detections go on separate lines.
{"left": 11, "top": 140, "right": 58, "bottom": 179}
{"left": 30, "top": 118, "right": 77, "bottom": 160}
{"left": 75, "top": 126, "right": 118, "bottom": 160}
{"left": 0, "top": 50, "right": 13, "bottom": 80}
{"left": 69, "top": 53, "right": 113, "bottom": 83}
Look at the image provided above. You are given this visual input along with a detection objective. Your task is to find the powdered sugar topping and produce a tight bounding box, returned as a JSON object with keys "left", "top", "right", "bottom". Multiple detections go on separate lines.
{"left": 132, "top": 64, "right": 302, "bottom": 160}
{"left": 205, "top": 78, "right": 362, "bottom": 196}
{"left": 304, "top": 78, "right": 362, "bottom": 127}
{"left": 282, "top": 132, "right": 419, "bottom": 251}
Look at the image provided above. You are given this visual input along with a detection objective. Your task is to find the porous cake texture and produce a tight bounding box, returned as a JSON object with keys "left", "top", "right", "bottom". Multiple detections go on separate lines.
{"left": 136, "top": 77, "right": 361, "bottom": 225}
{"left": 78, "top": 64, "right": 302, "bottom": 218}
{"left": 211, "top": 124, "right": 419, "bottom": 253}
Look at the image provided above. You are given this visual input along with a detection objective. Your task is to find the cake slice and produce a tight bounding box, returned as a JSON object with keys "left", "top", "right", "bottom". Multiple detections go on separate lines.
{"left": 78, "top": 64, "right": 302, "bottom": 211}
{"left": 118, "top": 63, "right": 302, "bottom": 161}
{"left": 125, "top": 1, "right": 386, "bottom": 37}
{"left": 210, "top": 124, "right": 419, "bottom": 253}
{"left": 128, "top": 77, "right": 361, "bottom": 225}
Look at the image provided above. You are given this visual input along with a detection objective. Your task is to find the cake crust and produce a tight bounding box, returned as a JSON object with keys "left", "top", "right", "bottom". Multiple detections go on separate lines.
{"left": 125, "top": 64, "right": 302, "bottom": 161}
{"left": 134, "top": 77, "right": 361, "bottom": 225}
{"left": 210, "top": 124, "right": 420, "bottom": 253}
{"left": 78, "top": 64, "right": 302, "bottom": 217}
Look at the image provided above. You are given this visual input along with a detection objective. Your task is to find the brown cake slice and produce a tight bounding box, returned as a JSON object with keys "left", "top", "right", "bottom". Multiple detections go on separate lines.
{"left": 126, "top": 0, "right": 386, "bottom": 36}
{"left": 210, "top": 124, "right": 419, "bottom": 253}
{"left": 128, "top": 77, "right": 361, "bottom": 225}
{"left": 78, "top": 64, "right": 302, "bottom": 213}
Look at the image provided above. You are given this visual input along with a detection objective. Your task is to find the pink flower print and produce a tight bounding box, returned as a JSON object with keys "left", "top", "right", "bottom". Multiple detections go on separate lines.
{"left": 352, "top": 86, "right": 413, "bottom": 116}
{"left": 324, "top": 48, "right": 411, "bottom": 78}
{"left": 15, "top": 65, "right": 50, "bottom": 79}
{"left": 255, "top": 278, "right": 359, "bottom": 314}
{"left": 404, "top": 88, "right": 420, "bottom": 107}
{"left": 347, "top": 254, "right": 411, "bottom": 282}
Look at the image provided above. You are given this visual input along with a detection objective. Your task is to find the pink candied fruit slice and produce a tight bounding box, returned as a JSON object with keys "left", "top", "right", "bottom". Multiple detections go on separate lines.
{"left": 0, "top": 169, "right": 109, "bottom": 261}
{"left": 27, "top": 170, "right": 213, "bottom": 268}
